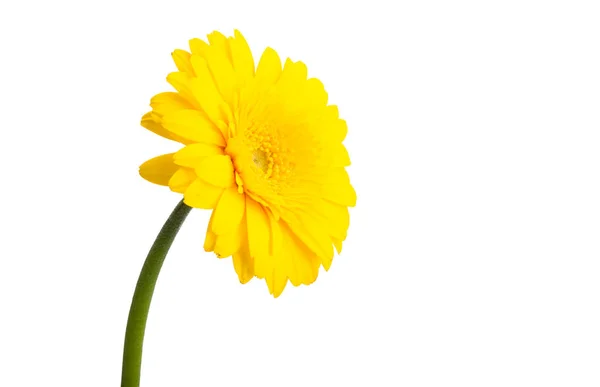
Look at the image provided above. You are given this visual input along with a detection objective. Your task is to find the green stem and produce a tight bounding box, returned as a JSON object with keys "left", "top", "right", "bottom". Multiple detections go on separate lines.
{"left": 121, "top": 200, "right": 192, "bottom": 387}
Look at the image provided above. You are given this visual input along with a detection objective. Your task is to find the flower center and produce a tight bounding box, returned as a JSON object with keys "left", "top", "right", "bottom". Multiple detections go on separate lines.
{"left": 226, "top": 121, "right": 293, "bottom": 208}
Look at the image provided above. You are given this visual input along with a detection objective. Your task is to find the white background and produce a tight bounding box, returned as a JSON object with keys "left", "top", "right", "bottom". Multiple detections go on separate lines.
{"left": 1, "top": 1, "right": 599, "bottom": 386}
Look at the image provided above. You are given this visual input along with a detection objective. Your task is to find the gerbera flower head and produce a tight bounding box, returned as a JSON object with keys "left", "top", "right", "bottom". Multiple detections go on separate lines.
{"left": 139, "top": 30, "right": 356, "bottom": 297}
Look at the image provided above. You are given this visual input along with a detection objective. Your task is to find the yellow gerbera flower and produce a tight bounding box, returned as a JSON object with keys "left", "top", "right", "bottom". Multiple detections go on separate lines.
{"left": 139, "top": 30, "right": 356, "bottom": 297}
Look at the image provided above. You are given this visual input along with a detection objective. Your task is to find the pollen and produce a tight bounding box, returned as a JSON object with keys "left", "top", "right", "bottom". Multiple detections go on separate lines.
{"left": 240, "top": 121, "right": 290, "bottom": 186}
{"left": 252, "top": 148, "right": 269, "bottom": 172}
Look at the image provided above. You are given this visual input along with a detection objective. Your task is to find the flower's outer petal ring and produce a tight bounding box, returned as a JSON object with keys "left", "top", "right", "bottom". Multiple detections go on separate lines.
{"left": 141, "top": 112, "right": 173, "bottom": 141}
{"left": 168, "top": 167, "right": 196, "bottom": 193}
{"left": 211, "top": 187, "right": 246, "bottom": 235}
{"left": 183, "top": 179, "right": 224, "bottom": 209}
{"left": 162, "top": 109, "right": 225, "bottom": 147}
{"left": 195, "top": 155, "right": 235, "bottom": 188}
{"left": 174, "top": 143, "right": 225, "bottom": 168}
{"left": 139, "top": 153, "right": 178, "bottom": 186}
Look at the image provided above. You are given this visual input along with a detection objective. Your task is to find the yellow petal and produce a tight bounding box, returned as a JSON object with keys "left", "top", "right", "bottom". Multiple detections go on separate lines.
{"left": 332, "top": 118, "right": 348, "bottom": 143}
{"left": 140, "top": 112, "right": 174, "bottom": 141}
{"left": 183, "top": 179, "right": 224, "bottom": 209}
{"left": 189, "top": 38, "right": 209, "bottom": 57}
{"left": 139, "top": 153, "right": 178, "bottom": 186}
{"left": 172, "top": 49, "right": 195, "bottom": 75}
{"left": 168, "top": 167, "right": 196, "bottom": 193}
{"left": 214, "top": 228, "right": 243, "bottom": 258}
{"left": 255, "top": 47, "right": 282, "bottom": 87}
{"left": 190, "top": 55, "right": 229, "bottom": 129}
{"left": 277, "top": 59, "right": 307, "bottom": 91}
{"left": 211, "top": 187, "right": 245, "bottom": 235}
{"left": 314, "top": 199, "right": 350, "bottom": 241}
{"left": 232, "top": 236, "right": 254, "bottom": 284}
{"left": 274, "top": 60, "right": 309, "bottom": 115}
{"left": 281, "top": 222, "right": 320, "bottom": 286}
{"left": 317, "top": 105, "right": 347, "bottom": 143}
{"left": 245, "top": 197, "right": 272, "bottom": 277}
{"left": 173, "top": 143, "right": 224, "bottom": 168}
{"left": 322, "top": 168, "right": 356, "bottom": 207}
{"left": 162, "top": 109, "right": 225, "bottom": 146}
{"left": 269, "top": 275, "right": 288, "bottom": 298}
{"left": 278, "top": 222, "right": 299, "bottom": 285}
{"left": 195, "top": 155, "right": 235, "bottom": 188}
{"left": 204, "top": 211, "right": 217, "bottom": 252}
{"left": 298, "top": 212, "right": 334, "bottom": 264}
{"left": 207, "top": 31, "right": 232, "bottom": 63}
{"left": 269, "top": 214, "right": 288, "bottom": 297}
{"left": 332, "top": 238, "right": 343, "bottom": 254}
{"left": 150, "top": 92, "right": 194, "bottom": 118}
{"left": 331, "top": 143, "right": 351, "bottom": 167}
{"left": 240, "top": 47, "right": 281, "bottom": 111}
{"left": 166, "top": 72, "right": 198, "bottom": 108}
{"left": 281, "top": 207, "right": 333, "bottom": 266}
{"left": 204, "top": 44, "right": 236, "bottom": 105}
{"left": 305, "top": 77, "right": 328, "bottom": 107}
{"left": 269, "top": 212, "right": 283, "bottom": 257}
{"left": 321, "top": 247, "right": 334, "bottom": 271}
{"left": 229, "top": 30, "right": 255, "bottom": 85}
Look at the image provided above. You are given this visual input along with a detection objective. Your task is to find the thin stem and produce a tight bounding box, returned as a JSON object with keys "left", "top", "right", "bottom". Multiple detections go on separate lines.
{"left": 121, "top": 200, "right": 192, "bottom": 387}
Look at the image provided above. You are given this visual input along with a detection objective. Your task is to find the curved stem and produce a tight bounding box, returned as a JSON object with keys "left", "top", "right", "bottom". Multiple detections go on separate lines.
{"left": 121, "top": 200, "right": 192, "bottom": 387}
